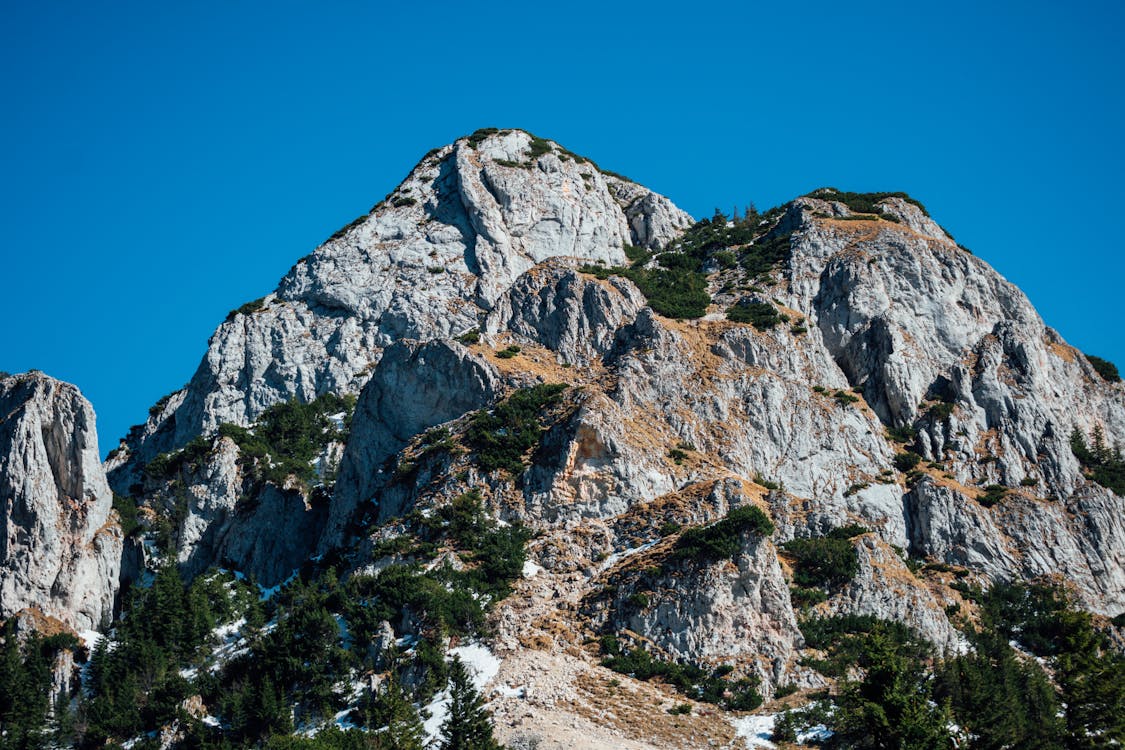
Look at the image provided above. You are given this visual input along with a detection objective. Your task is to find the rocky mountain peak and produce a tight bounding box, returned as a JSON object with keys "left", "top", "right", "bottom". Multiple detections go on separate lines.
{"left": 108, "top": 129, "right": 691, "bottom": 490}
{"left": 0, "top": 371, "right": 121, "bottom": 631}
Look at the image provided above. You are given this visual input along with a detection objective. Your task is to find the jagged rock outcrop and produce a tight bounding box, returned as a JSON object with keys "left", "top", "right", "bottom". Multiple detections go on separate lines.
{"left": 0, "top": 372, "right": 121, "bottom": 631}
{"left": 80, "top": 130, "right": 1125, "bottom": 731}
{"left": 108, "top": 129, "right": 692, "bottom": 491}
{"left": 147, "top": 436, "right": 329, "bottom": 586}
{"left": 324, "top": 339, "right": 502, "bottom": 546}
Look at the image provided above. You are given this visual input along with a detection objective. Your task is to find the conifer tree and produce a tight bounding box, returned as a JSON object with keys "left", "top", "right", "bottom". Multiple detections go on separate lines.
{"left": 439, "top": 656, "right": 502, "bottom": 750}
{"left": 362, "top": 674, "right": 424, "bottom": 750}
{"left": 828, "top": 633, "right": 952, "bottom": 750}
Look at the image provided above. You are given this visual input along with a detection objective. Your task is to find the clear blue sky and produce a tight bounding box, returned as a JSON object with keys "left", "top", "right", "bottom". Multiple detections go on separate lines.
{"left": 2, "top": 1, "right": 1123, "bottom": 456}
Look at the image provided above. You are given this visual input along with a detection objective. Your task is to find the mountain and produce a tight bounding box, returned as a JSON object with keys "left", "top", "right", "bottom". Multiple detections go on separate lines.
{"left": 2, "top": 129, "right": 1123, "bottom": 749}
{"left": 0, "top": 371, "right": 121, "bottom": 631}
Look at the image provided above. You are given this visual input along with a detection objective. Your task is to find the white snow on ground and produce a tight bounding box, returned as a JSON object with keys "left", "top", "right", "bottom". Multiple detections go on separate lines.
{"left": 731, "top": 712, "right": 833, "bottom": 747}
{"left": 258, "top": 571, "right": 298, "bottom": 601}
{"left": 494, "top": 684, "right": 526, "bottom": 698}
{"left": 522, "top": 560, "right": 543, "bottom": 578}
{"left": 328, "top": 412, "right": 347, "bottom": 430}
{"left": 421, "top": 643, "right": 504, "bottom": 745}
{"left": 599, "top": 540, "right": 658, "bottom": 572}
{"left": 450, "top": 643, "right": 501, "bottom": 690}
{"left": 78, "top": 629, "right": 103, "bottom": 650}
{"left": 732, "top": 713, "right": 777, "bottom": 748}
{"left": 799, "top": 725, "right": 833, "bottom": 743}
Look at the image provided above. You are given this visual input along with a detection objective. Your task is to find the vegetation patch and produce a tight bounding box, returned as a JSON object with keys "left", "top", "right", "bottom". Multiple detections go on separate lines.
{"left": 806, "top": 187, "right": 930, "bottom": 217}
{"left": 466, "top": 127, "right": 499, "bottom": 146}
{"left": 1070, "top": 426, "right": 1125, "bottom": 495}
{"left": 465, "top": 383, "right": 568, "bottom": 475}
{"left": 581, "top": 207, "right": 790, "bottom": 320}
{"left": 1086, "top": 354, "right": 1121, "bottom": 382}
{"left": 894, "top": 451, "right": 923, "bottom": 471}
{"left": 781, "top": 527, "right": 863, "bottom": 590}
{"left": 455, "top": 328, "right": 480, "bottom": 345}
{"left": 600, "top": 637, "right": 762, "bottom": 710}
{"left": 227, "top": 297, "right": 266, "bottom": 321}
{"left": 977, "top": 484, "right": 1009, "bottom": 507}
{"left": 727, "top": 300, "right": 781, "bottom": 329}
{"left": 667, "top": 505, "right": 774, "bottom": 566}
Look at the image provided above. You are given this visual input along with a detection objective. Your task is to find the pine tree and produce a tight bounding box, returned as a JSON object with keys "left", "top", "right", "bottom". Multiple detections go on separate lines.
{"left": 362, "top": 674, "right": 424, "bottom": 750}
{"left": 439, "top": 656, "right": 502, "bottom": 750}
{"left": 828, "top": 633, "right": 952, "bottom": 750}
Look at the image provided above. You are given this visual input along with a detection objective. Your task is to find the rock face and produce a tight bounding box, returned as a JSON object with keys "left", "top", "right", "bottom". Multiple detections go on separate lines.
{"left": 149, "top": 436, "right": 330, "bottom": 586}
{"left": 107, "top": 129, "right": 692, "bottom": 491}
{"left": 81, "top": 133, "right": 1125, "bottom": 729}
{"left": 0, "top": 372, "right": 121, "bottom": 631}
{"left": 323, "top": 188, "right": 1124, "bottom": 695}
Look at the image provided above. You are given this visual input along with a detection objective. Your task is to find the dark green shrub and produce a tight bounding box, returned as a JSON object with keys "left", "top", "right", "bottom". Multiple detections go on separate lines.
{"left": 527, "top": 136, "right": 552, "bottom": 159}
{"left": 894, "top": 451, "right": 923, "bottom": 471}
{"left": 326, "top": 214, "right": 368, "bottom": 243}
{"left": 1070, "top": 426, "right": 1125, "bottom": 495}
{"left": 627, "top": 592, "right": 650, "bottom": 609}
{"left": 754, "top": 473, "right": 780, "bottom": 490}
{"left": 144, "top": 435, "right": 213, "bottom": 479}
{"left": 790, "top": 586, "right": 828, "bottom": 608}
{"left": 600, "top": 643, "right": 760, "bottom": 710}
{"left": 806, "top": 188, "right": 930, "bottom": 217}
{"left": 667, "top": 448, "right": 688, "bottom": 464}
{"left": 455, "top": 329, "right": 480, "bottom": 345}
{"left": 977, "top": 485, "right": 1008, "bottom": 507}
{"left": 928, "top": 401, "right": 955, "bottom": 421}
{"left": 668, "top": 505, "right": 774, "bottom": 566}
{"left": 1086, "top": 354, "right": 1121, "bottom": 382}
{"left": 213, "top": 393, "right": 355, "bottom": 487}
{"left": 495, "top": 344, "right": 521, "bottom": 359}
{"left": 466, "top": 384, "right": 568, "bottom": 475}
{"left": 112, "top": 493, "right": 142, "bottom": 537}
{"left": 886, "top": 424, "right": 917, "bottom": 443}
{"left": 393, "top": 197, "right": 416, "bottom": 208}
{"left": 626, "top": 266, "right": 711, "bottom": 319}
{"left": 623, "top": 243, "right": 650, "bottom": 263}
{"left": 826, "top": 524, "right": 870, "bottom": 540}
{"left": 466, "top": 127, "right": 499, "bottom": 146}
{"left": 727, "top": 300, "right": 781, "bottom": 329}
{"left": 782, "top": 534, "right": 860, "bottom": 589}
{"left": 833, "top": 390, "right": 859, "bottom": 406}
{"left": 226, "top": 297, "right": 267, "bottom": 321}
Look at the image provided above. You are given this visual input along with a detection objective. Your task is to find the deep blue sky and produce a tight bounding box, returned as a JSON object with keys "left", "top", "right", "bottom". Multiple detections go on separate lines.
{"left": 3, "top": 1, "right": 1123, "bottom": 456}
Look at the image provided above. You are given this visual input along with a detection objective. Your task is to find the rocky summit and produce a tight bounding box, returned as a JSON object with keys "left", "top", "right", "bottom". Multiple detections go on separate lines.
{"left": 2, "top": 129, "right": 1123, "bottom": 749}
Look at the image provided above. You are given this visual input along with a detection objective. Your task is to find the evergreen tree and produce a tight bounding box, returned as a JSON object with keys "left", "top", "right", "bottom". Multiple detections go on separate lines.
{"left": 360, "top": 674, "right": 424, "bottom": 750}
{"left": 935, "top": 629, "right": 1063, "bottom": 749}
{"left": 828, "top": 633, "right": 952, "bottom": 750}
{"left": 439, "top": 657, "right": 502, "bottom": 750}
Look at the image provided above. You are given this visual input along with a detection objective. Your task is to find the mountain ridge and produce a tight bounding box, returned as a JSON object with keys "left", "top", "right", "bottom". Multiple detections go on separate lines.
{"left": 2, "top": 128, "right": 1123, "bottom": 748}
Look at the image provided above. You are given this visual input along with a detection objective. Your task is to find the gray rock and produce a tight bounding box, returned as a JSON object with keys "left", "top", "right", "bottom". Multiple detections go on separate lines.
{"left": 110, "top": 130, "right": 692, "bottom": 489}
{"left": 0, "top": 372, "right": 121, "bottom": 630}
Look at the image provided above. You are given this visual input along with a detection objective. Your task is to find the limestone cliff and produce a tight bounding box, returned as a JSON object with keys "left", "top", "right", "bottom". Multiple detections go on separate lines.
{"left": 106, "top": 129, "right": 691, "bottom": 493}
{"left": 0, "top": 372, "right": 121, "bottom": 631}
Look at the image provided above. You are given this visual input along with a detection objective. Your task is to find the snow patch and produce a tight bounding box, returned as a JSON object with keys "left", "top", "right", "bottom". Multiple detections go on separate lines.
{"left": 599, "top": 539, "right": 658, "bottom": 572}
{"left": 421, "top": 643, "right": 503, "bottom": 745}
{"left": 449, "top": 643, "right": 501, "bottom": 690}
{"left": 522, "top": 560, "right": 543, "bottom": 578}
{"left": 258, "top": 571, "right": 298, "bottom": 601}
{"left": 78, "top": 629, "right": 103, "bottom": 650}
{"left": 732, "top": 713, "right": 776, "bottom": 748}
